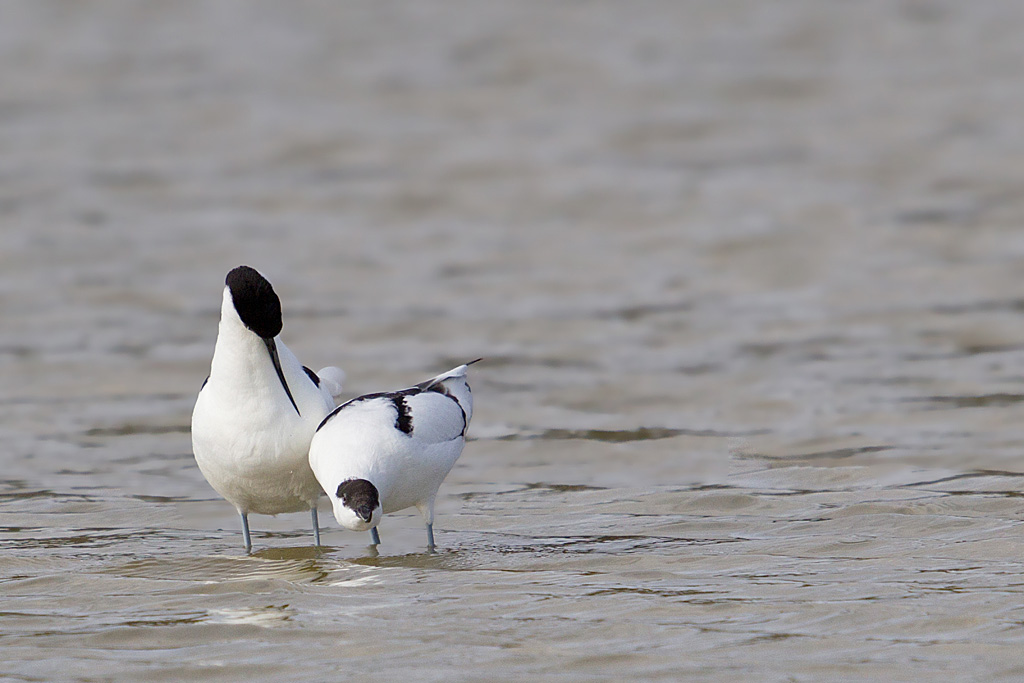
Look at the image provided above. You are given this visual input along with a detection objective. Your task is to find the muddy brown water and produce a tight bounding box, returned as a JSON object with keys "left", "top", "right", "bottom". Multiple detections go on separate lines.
{"left": 5, "top": 2, "right": 1024, "bottom": 680}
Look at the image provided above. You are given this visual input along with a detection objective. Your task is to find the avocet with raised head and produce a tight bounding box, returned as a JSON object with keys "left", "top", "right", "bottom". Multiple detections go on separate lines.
{"left": 309, "top": 360, "right": 479, "bottom": 549}
{"left": 191, "top": 266, "right": 344, "bottom": 552}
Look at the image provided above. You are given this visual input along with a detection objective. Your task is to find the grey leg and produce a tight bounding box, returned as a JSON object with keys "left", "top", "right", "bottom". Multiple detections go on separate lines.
{"left": 417, "top": 499, "right": 436, "bottom": 551}
{"left": 240, "top": 512, "right": 252, "bottom": 553}
{"left": 369, "top": 527, "right": 381, "bottom": 545}
{"left": 311, "top": 507, "right": 321, "bottom": 547}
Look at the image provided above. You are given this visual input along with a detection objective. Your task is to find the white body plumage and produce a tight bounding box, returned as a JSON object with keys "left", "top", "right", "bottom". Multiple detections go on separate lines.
{"left": 309, "top": 361, "right": 477, "bottom": 548}
{"left": 191, "top": 266, "right": 343, "bottom": 550}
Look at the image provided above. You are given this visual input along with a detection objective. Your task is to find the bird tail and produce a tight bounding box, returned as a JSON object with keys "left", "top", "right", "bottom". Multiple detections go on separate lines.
{"left": 422, "top": 358, "right": 482, "bottom": 388}
{"left": 317, "top": 366, "right": 346, "bottom": 399}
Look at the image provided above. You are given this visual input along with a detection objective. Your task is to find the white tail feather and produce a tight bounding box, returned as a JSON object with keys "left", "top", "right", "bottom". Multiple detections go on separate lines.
{"left": 425, "top": 358, "right": 482, "bottom": 387}
{"left": 317, "top": 366, "right": 346, "bottom": 399}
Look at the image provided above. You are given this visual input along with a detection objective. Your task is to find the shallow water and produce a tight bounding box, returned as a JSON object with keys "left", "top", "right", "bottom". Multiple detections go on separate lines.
{"left": 5, "top": 1, "right": 1024, "bottom": 680}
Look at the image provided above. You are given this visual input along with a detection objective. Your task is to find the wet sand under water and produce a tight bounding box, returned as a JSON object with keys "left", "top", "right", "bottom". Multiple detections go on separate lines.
{"left": 5, "top": 1, "right": 1024, "bottom": 680}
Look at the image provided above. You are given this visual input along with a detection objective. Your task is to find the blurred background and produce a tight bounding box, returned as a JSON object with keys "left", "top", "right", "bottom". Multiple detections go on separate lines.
{"left": 5, "top": 1, "right": 1024, "bottom": 680}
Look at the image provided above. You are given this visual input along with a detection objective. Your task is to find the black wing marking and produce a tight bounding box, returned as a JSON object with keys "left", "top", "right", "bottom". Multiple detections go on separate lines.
{"left": 315, "top": 380, "right": 468, "bottom": 436}
{"left": 317, "top": 404, "right": 342, "bottom": 432}
{"left": 316, "top": 389, "right": 411, "bottom": 433}
{"left": 393, "top": 393, "right": 413, "bottom": 435}
{"left": 302, "top": 366, "right": 320, "bottom": 388}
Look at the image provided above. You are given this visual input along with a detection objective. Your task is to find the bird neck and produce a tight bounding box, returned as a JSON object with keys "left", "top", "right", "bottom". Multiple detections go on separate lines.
{"left": 209, "top": 303, "right": 293, "bottom": 401}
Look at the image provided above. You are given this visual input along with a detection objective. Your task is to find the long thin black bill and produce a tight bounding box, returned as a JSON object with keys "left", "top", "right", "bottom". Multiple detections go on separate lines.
{"left": 263, "top": 337, "right": 300, "bottom": 416}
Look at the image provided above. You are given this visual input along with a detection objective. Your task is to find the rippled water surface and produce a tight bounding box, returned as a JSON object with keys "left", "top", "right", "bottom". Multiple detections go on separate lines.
{"left": 5, "top": 1, "right": 1024, "bottom": 680}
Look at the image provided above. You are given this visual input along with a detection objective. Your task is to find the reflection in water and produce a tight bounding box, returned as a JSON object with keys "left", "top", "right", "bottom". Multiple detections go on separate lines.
{"left": 205, "top": 605, "right": 296, "bottom": 628}
{"left": 106, "top": 554, "right": 339, "bottom": 586}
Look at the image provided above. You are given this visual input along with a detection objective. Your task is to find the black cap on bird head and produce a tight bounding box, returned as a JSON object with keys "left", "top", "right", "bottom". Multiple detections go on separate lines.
{"left": 225, "top": 266, "right": 300, "bottom": 415}
{"left": 336, "top": 478, "right": 380, "bottom": 522}
{"left": 226, "top": 266, "right": 283, "bottom": 339}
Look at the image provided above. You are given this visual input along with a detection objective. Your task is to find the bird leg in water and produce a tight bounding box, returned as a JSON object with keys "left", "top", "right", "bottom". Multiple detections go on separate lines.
{"left": 240, "top": 512, "right": 252, "bottom": 553}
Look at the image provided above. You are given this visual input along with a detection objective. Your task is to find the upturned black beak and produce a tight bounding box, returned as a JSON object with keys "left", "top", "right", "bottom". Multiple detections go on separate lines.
{"left": 263, "top": 337, "right": 300, "bottom": 416}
